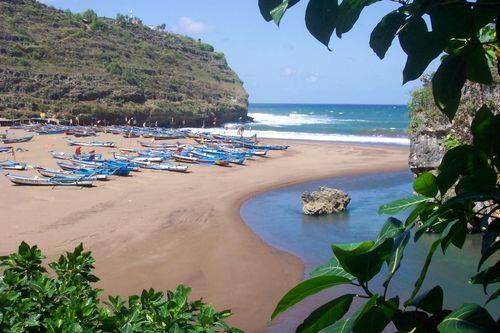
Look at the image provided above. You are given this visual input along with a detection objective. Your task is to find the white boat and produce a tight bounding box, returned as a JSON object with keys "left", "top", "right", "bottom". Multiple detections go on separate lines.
{"left": 137, "top": 161, "right": 189, "bottom": 172}
{"left": 0, "top": 160, "right": 26, "bottom": 170}
{"left": 5, "top": 173, "right": 93, "bottom": 187}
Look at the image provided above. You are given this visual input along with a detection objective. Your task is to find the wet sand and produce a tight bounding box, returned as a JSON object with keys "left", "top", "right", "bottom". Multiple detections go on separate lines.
{"left": 0, "top": 130, "right": 409, "bottom": 332}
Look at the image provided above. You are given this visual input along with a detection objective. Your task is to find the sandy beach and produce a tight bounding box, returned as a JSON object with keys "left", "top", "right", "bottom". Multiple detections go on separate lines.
{"left": 0, "top": 130, "right": 409, "bottom": 332}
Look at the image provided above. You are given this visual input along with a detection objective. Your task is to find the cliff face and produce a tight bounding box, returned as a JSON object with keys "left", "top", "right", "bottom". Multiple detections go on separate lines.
{"left": 0, "top": 0, "right": 248, "bottom": 126}
{"left": 408, "top": 72, "right": 500, "bottom": 175}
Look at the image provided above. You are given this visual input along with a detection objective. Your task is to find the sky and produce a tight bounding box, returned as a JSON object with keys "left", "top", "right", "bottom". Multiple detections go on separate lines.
{"left": 40, "top": 0, "right": 437, "bottom": 105}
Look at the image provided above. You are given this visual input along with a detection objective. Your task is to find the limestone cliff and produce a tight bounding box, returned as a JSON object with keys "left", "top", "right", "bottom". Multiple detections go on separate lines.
{"left": 408, "top": 71, "right": 500, "bottom": 175}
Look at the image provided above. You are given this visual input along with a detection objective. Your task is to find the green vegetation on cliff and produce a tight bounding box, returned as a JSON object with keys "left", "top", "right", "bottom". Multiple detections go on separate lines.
{"left": 0, "top": 0, "right": 248, "bottom": 126}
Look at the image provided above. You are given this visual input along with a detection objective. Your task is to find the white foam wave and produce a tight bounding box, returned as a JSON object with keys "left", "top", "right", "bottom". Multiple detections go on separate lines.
{"left": 186, "top": 128, "right": 410, "bottom": 145}
{"left": 248, "top": 112, "right": 372, "bottom": 127}
{"left": 248, "top": 112, "right": 332, "bottom": 127}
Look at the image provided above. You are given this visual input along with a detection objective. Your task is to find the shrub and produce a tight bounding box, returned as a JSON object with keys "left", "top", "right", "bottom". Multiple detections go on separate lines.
{"left": 213, "top": 52, "right": 225, "bottom": 61}
{"left": 106, "top": 62, "right": 123, "bottom": 75}
{"left": 0, "top": 242, "right": 241, "bottom": 332}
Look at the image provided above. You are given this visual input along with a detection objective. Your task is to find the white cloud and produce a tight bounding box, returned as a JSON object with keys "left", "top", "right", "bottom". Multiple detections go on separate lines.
{"left": 281, "top": 67, "right": 296, "bottom": 77}
{"left": 172, "top": 16, "right": 212, "bottom": 35}
{"left": 305, "top": 73, "right": 319, "bottom": 83}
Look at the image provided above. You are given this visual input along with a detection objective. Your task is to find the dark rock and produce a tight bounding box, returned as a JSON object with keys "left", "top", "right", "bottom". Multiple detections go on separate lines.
{"left": 301, "top": 187, "right": 351, "bottom": 215}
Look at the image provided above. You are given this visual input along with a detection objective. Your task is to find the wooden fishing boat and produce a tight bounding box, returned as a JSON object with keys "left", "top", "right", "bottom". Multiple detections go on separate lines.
{"left": 171, "top": 153, "right": 229, "bottom": 167}
{"left": 5, "top": 173, "right": 93, "bottom": 187}
{"left": 113, "top": 153, "right": 163, "bottom": 163}
{"left": 0, "top": 160, "right": 26, "bottom": 170}
{"left": 139, "top": 141, "right": 178, "bottom": 149}
{"left": 0, "top": 146, "right": 12, "bottom": 153}
{"left": 66, "top": 139, "right": 115, "bottom": 148}
{"left": 36, "top": 167, "right": 108, "bottom": 181}
{"left": 136, "top": 161, "right": 189, "bottom": 173}
{"left": 1, "top": 135, "right": 34, "bottom": 144}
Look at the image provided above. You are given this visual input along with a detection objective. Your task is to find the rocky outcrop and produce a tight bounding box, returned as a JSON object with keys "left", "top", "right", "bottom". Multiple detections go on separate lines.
{"left": 408, "top": 72, "right": 500, "bottom": 176}
{"left": 301, "top": 187, "right": 351, "bottom": 215}
{"left": 0, "top": 0, "right": 248, "bottom": 125}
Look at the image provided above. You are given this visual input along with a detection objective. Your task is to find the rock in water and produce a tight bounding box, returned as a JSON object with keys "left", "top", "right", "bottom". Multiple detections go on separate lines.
{"left": 301, "top": 187, "right": 351, "bottom": 215}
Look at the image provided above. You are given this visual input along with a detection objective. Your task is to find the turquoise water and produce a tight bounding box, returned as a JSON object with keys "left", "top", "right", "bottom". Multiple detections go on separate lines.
{"left": 244, "top": 104, "right": 410, "bottom": 145}
{"left": 240, "top": 171, "right": 495, "bottom": 331}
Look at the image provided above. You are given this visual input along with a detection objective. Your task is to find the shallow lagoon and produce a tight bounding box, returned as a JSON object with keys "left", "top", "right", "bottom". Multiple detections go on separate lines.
{"left": 241, "top": 171, "right": 496, "bottom": 331}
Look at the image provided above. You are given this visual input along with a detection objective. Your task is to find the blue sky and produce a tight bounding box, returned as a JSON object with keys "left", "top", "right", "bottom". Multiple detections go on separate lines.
{"left": 41, "top": 0, "right": 436, "bottom": 104}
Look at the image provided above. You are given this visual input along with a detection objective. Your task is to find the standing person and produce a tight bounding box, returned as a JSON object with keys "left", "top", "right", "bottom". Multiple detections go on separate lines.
{"left": 237, "top": 125, "right": 244, "bottom": 137}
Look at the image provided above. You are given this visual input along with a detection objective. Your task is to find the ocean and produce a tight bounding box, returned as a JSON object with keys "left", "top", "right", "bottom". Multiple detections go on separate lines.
{"left": 244, "top": 103, "right": 409, "bottom": 145}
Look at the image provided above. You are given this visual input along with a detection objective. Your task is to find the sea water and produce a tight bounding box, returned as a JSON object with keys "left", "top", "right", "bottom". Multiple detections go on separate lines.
{"left": 240, "top": 172, "right": 496, "bottom": 331}
{"left": 248, "top": 103, "right": 408, "bottom": 143}
{"left": 189, "top": 104, "right": 410, "bottom": 145}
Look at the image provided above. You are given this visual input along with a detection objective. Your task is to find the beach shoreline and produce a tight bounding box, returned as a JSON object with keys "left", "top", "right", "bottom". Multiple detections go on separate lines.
{"left": 0, "top": 131, "right": 409, "bottom": 332}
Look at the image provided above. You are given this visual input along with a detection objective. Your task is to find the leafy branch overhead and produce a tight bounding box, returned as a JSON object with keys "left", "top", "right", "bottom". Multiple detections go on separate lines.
{"left": 259, "top": 0, "right": 500, "bottom": 120}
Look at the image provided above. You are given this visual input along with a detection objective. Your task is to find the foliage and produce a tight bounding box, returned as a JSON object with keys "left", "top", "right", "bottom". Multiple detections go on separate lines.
{"left": 443, "top": 134, "right": 462, "bottom": 150}
{"left": 260, "top": 1, "right": 500, "bottom": 332}
{"left": 0, "top": 242, "right": 241, "bottom": 332}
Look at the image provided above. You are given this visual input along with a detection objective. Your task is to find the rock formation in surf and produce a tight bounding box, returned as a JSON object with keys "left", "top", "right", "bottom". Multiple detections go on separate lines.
{"left": 301, "top": 187, "right": 351, "bottom": 215}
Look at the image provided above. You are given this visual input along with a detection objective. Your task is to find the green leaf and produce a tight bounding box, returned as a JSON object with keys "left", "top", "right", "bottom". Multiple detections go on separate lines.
{"left": 323, "top": 296, "right": 377, "bottom": 333}
{"left": 405, "top": 220, "right": 459, "bottom": 307}
{"left": 270, "top": 1, "right": 289, "bottom": 26}
{"left": 485, "top": 287, "right": 500, "bottom": 304}
{"left": 384, "top": 229, "right": 411, "bottom": 288}
{"left": 466, "top": 44, "right": 493, "bottom": 84}
{"left": 352, "top": 298, "right": 398, "bottom": 333}
{"left": 305, "top": 0, "right": 339, "bottom": 48}
{"left": 437, "top": 303, "right": 496, "bottom": 333}
{"left": 437, "top": 145, "right": 486, "bottom": 194}
{"left": 376, "top": 217, "right": 404, "bottom": 245}
{"left": 472, "top": 105, "right": 500, "bottom": 157}
{"left": 429, "top": 5, "right": 475, "bottom": 40}
{"left": 259, "top": 0, "right": 282, "bottom": 21}
{"left": 432, "top": 52, "right": 467, "bottom": 121}
{"left": 469, "top": 261, "right": 500, "bottom": 293}
{"left": 409, "top": 286, "right": 444, "bottom": 314}
{"left": 296, "top": 294, "right": 355, "bottom": 333}
{"left": 399, "top": 17, "right": 445, "bottom": 83}
{"left": 332, "top": 238, "right": 393, "bottom": 282}
{"left": 378, "top": 195, "right": 432, "bottom": 215}
{"left": 271, "top": 275, "right": 352, "bottom": 319}
{"left": 479, "top": 220, "right": 500, "bottom": 269}
{"left": 336, "top": 0, "right": 380, "bottom": 38}
{"left": 370, "top": 11, "right": 406, "bottom": 59}
{"left": 413, "top": 172, "right": 439, "bottom": 198}
{"left": 310, "top": 256, "right": 355, "bottom": 280}
{"left": 405, "top": 201, "right": 437, "bottom": 226}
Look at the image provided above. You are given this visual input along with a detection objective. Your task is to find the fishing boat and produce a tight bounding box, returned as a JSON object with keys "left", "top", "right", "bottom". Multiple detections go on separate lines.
{"left": 50, "top": 151, "right": 103, "bottom": 161}
{"left": 113, "top": 153, "right": 163, "bottom": 163}
{"left": 36, "top": 167, "right": 109, "bottom": 181}
{"left": 0, "top": 160, "right": 26, "bottom": 170}
{"left": 136, "top": 161, "right": 189, "bottom": 173}
{"left": 66, "top": 139, "right": 116, "bottom": 148}
{"left": 171, "top": 153, "right": 229, "bottom": 166}
{"left": 70, "top": 159, "right": 135, "bottom": 175}
{"left": 1, "top": 135, "right": 34, "bottom": 144}
{"left": 139, "top": 141, "right": 179, "bottom": 149}
{"left": 0, "top": 146, "right": 12, "bottom": 153}
{"left": 4, "top": 173, "right": 93, "bottom": 187}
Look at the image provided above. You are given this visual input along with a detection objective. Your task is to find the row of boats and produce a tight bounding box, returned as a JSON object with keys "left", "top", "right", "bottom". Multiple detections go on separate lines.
{"left": 1, "top": 126, "right": 289, "bottom": 187}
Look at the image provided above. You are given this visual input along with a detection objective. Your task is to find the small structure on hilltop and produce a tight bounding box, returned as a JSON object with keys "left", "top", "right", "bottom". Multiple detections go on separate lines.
{"left": 301, "top": 186, "right": 351, "bottom": 215}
